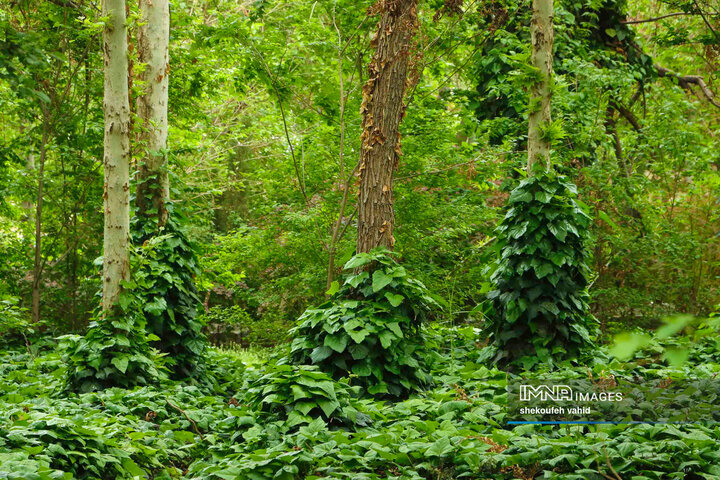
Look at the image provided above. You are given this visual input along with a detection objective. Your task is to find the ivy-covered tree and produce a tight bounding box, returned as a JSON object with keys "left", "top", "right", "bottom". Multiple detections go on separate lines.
{"left": 483, "top": 0, "right": 597, "bottom": 366}
{"left": 64, "top": 0, "right": 166, "bottom": 392}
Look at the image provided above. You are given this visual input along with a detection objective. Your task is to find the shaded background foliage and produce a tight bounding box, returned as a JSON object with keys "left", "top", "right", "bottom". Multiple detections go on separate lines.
{"left": 0, "top": 0, "right": 719, "bottom": 345}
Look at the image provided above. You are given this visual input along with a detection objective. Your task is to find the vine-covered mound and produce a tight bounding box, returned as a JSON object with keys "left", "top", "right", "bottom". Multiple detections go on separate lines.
{"left": 289, "top": 249, "right": 441, "bottom": 397}
{"left": 132, "top": 209, "right": 207, "bottom": 379}
{"left": 485, "top": 170, "right": 598, "bottom": 365}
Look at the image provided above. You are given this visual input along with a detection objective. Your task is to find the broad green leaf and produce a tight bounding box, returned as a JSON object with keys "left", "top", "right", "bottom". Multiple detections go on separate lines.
{"left": 324, "top": 333, "right": 348, "bottom": 353}
{"left": 111, "top": 356, "right": 129, "bottom": 374}
{"left": 609, "top": 332, "right": 650, "bottom": 360}
{"left": 348, "top": 329, "right": 370, "bottom": 344}
{"left": 325, "top": 281, "right": 340, "bottom": 296}
{"left": 384, "top": 292, "right": 404, "bottom": 307}
{"left": 372, "top": 270, "right": 393, "bottom": 292}
{"left": 310, "top": 346, "right": 333, "bottom": 363}
{"left": 425, "top": 436, "right": 453, "bottom": 457}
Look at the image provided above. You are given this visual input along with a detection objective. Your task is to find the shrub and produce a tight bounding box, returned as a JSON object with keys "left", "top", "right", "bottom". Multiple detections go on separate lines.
{"left": 289, "top": 249, "right": 440, "bottom": 397}
{"left": 0, "top": 296, "right": 31, "bottom": 346}
{"left": 243, "top": 364, "right": 370, "bottom": 428}
{"left": 484, "top": 169, "right": 598, "bottom": 365}
{"left": 61, "top": 299, "right": 167, "bottom": 392}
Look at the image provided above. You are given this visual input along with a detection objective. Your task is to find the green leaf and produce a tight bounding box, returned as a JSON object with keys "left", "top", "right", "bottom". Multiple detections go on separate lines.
{"left": 656, "top": 315, "right": 692, "bottom": 339}
{"left": 378, "top": 330, "right": 394, "bottom": 348}
{"left": 317, "top": 399, "right": 338, "bottom": 417}
{"left": 372, "top": 270, "right": 393, "bottom": 292}
{"left": 348, "top": 329, "right": 370, "bottom": 344}
{"left": 343, "top": 253, "right": 371, "bottom": 269}
{"left": 598, "top": 210, "right": 619, "bottom": 230}
{"left": 326, "top": 281, "right": 340, "bottom": 296}
{"left": 535, "top": 190, "right": 553, "bottom": 203}
{"left": 324, "top": 333, "right": 348, "bottom": 353}
{"left": 111, "top": 356, "right": 129, "bottom": 374}
{"left": 310, "top": 346, "right": 333, "bottom": 363}
{"left": 510, "top": 190, "right": 533, "bottom": 203}
{"left": 425, "top": 436, "right": 453, "bottom": 457}
{"left": 547, "top": 223, "right": 567, "bottom": 242}
{"left": 663, "top": 348, "right": 689, "bottom": 367}
{"left": 610, "top": 332, "right": 650, "bottom": 360}
{"left": 345, "top": 271, "right": 369, "bottom": 288}
{"left": 535, "top": 262, "right": 555, "bottom": 279}
{"left": 386, "top": 322, "right": 403, "bottom": 337}
{"left": 385, "top": 292, "right": 404, "bottom": 307}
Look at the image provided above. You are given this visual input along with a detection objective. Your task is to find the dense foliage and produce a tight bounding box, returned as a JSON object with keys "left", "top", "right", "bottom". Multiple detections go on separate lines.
{"left": 2, "top": 0, "right": 720, "bottom": 478}
{"left": 132, "top": 210, "right": 207, "bottom": 379}
{"left": 485, "top": 169, "right": 598, "bottom": 365}
{"left": 242, "top": 363, "right": 371, "bottom": 429}
{"left": 289, "top": 250, "right": 439, "bottom": 397}
{"left": 2, "top": 328, "right": 720, "bottom": 479}
{"left": 61, "top": 303, "right": 167, "bottom": 393}
{"left": 1, "top": 0, "right": 718, "bottom": 332}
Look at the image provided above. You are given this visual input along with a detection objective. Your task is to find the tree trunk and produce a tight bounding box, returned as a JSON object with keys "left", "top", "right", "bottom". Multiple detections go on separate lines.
{"left": 136, "top": 0, "right": 170, "bottom": 226}
{"left": 527, "top": 0, "right": 554, "bottom": 171}
{"left": 31, "top": 118, "right": 49, "bottom": 323}
{"left": 102, "top": 0, "right": 132, "bottom": 312}
{"left": 356, "top": 0, "right": 419, "bottom": 254}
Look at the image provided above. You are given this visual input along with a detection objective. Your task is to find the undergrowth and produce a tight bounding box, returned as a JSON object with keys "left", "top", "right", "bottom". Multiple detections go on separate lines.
{"left": 2, "top": 328, "right": 720, "bottom": 479}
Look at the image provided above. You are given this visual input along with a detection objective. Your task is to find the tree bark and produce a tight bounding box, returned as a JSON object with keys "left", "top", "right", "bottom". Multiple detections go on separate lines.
{"left": 136, "top": 0, "right": 170, "bottom": 226}
{"left": 102, "top": 0, "right": 132, "bottom": 312}
{"left": 527, "top": 0, "right": 554, "bottom": 171}
{"left": 356, "top": 0, "right": 419, "bottom": 254}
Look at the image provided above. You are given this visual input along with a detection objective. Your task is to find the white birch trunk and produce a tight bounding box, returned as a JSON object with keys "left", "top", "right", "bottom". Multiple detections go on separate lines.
{"left": 136, "top": 0, "right": 170, "bottom": 225}
{"left": 102, "top": 0, "right": 131, "bottom": 312}
{"left": 527, "top": 0, "right": 554, "bottom": 171}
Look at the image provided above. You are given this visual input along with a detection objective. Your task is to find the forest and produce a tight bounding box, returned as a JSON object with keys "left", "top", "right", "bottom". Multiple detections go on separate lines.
{"left": 1, "top": 0, "right": 720, "bottom": 478}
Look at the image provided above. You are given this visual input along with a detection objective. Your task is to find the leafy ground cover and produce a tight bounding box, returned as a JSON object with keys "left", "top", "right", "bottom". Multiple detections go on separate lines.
{"left": 2, "top": 327, "right": 720, "bottom": 480}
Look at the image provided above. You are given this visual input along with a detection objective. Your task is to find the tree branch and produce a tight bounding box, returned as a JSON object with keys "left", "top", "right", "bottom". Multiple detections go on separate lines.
{"left": 610, "top": 100, "right": 641, "bottom": 132}
{"left": 622, "top": 11, "right": 719, "bottom": 24}
{"left": 655, "top": 64, "right": 720, "bottom": 108}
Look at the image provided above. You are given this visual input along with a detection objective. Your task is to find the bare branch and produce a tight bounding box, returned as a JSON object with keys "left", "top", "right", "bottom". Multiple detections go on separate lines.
{"left": 655, "top": 65, "right": 720, "bottom": 108}
{"left": 622, "top": 11, "right": 719, "bottom": 24}
{"left": 610, "top": 100, "right": 641, "bottom": 132}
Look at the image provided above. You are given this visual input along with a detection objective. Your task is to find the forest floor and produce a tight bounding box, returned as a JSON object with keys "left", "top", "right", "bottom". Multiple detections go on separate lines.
{"left": 1, "top": 327, "right": 720, "bottom": 479}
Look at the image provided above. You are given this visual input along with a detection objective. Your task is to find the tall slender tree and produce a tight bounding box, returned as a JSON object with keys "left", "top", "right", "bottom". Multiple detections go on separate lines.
{"left": 527, "top": 0, "right": 554, "bottom": 171}
{"left": 356, "top": 0, "right": 419, "bottom": 254}
{"left": 132, "top": 0, "right": 206, "bottom": 378}
{"left": 101, "top": 0, "right": 131, "bottom": 312}
{"left": 136, "top": 0, "right": 170, "bottom": 226}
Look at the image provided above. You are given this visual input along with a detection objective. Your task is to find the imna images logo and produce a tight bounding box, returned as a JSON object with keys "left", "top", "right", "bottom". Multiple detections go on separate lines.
{"left": 519, "top": 384, "right": 573, "bottom": 402}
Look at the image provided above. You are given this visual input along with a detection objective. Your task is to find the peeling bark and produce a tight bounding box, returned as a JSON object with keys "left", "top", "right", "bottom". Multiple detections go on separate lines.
{"left": 102, "top": 0, "right": 131, "bottom": 312}
{"left": 527, "top": 0, "right": 554, "bottom": 171}
{"left": 136, "top": 0, "right": 170, "bottom": 226}
{"left": 356, "top": 0, "right": 419, "bottom": 254}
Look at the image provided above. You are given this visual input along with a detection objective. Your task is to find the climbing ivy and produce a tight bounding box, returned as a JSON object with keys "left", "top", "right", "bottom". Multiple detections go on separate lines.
{"left": 484, "top": 168, "right": 598, "bottom": 366}
{"left": 61, "top": 298, "right": 167, "bottom": 393}
{"left": 289, "top": 249, "right": 441, "bottom": 397}
{"left": 243, "top": 364, "right": 371, "bottom": 429}
{"left": 131, "top": 206, "right": 208, "bottom": 379}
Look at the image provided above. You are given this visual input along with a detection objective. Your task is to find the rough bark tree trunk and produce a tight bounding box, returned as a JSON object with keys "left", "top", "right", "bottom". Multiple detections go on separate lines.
{"left": 527, "top": 0, "right": 554, "bottom": 171}
{"left": 355, "top": 0, "right": 419, "bottom": 254}
{"left": 102, "top": 0, "right": 132, "bottom": 312}
{"left": 136, "top": 0, "right": 170, "bottom": 226}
